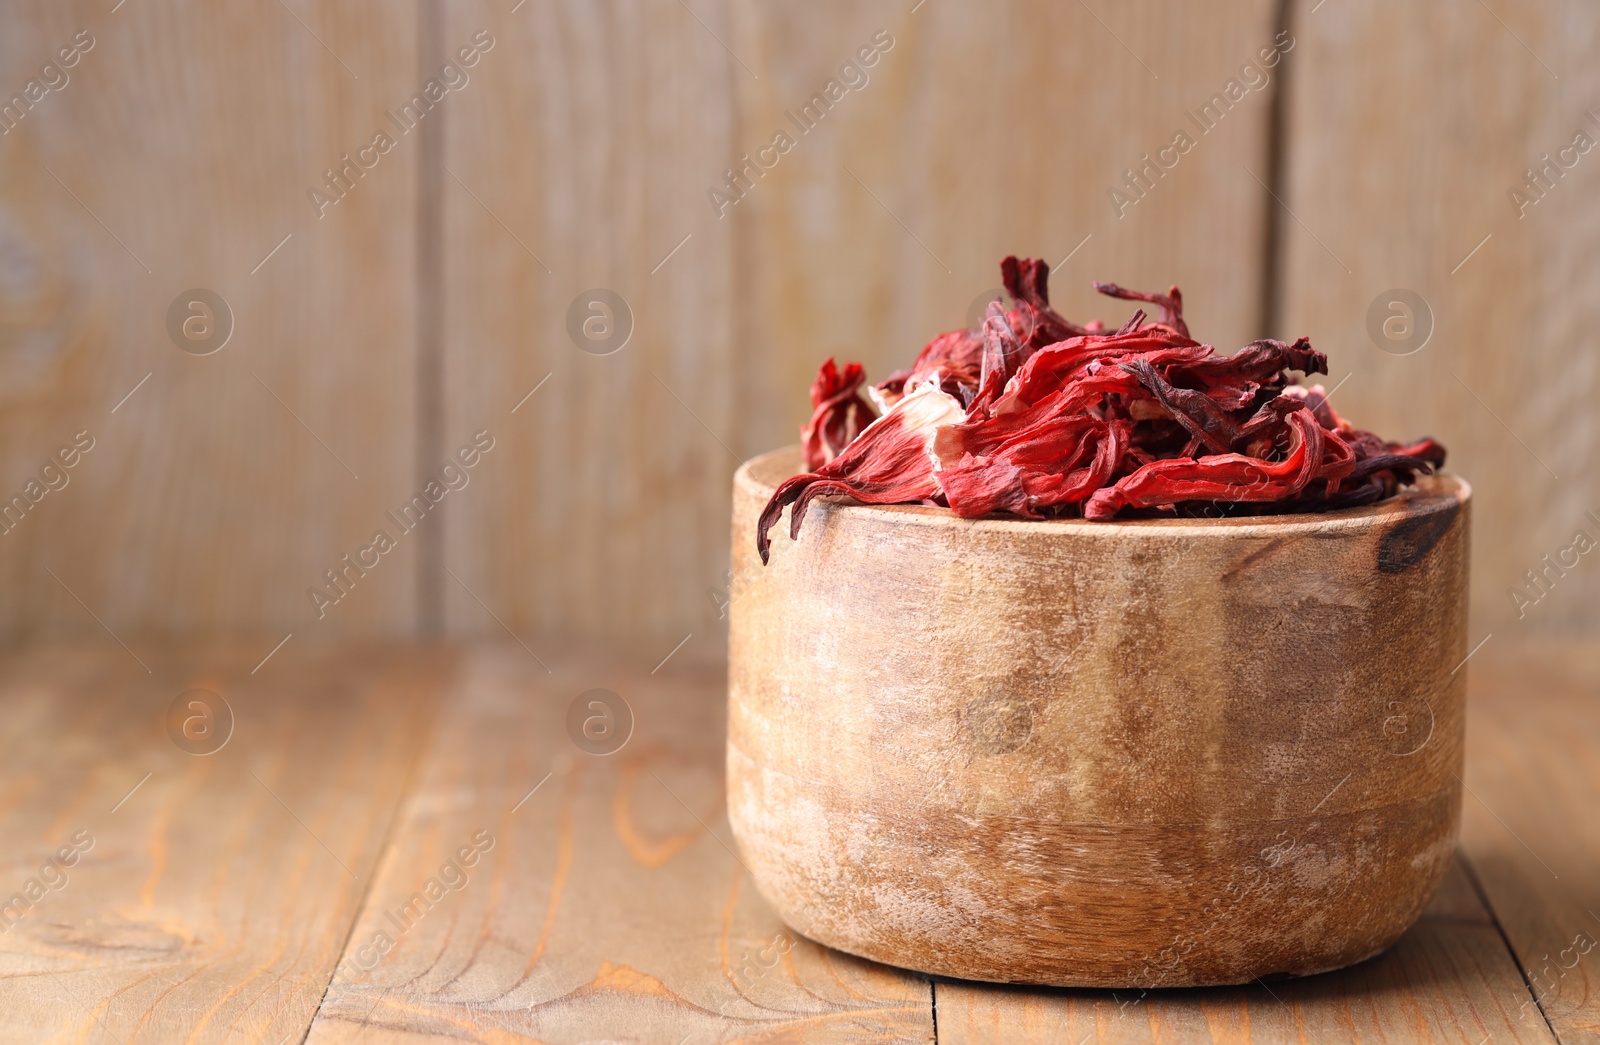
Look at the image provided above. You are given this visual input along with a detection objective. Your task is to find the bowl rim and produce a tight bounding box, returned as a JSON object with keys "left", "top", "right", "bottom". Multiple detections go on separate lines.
{"left": 737, "top": 445, "right": 1470, "bottom": 540}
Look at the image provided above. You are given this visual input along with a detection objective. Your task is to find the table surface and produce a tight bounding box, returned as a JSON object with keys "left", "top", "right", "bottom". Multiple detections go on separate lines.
{"left": 0, "top": 637, "right": 1595, "bottom": 1044}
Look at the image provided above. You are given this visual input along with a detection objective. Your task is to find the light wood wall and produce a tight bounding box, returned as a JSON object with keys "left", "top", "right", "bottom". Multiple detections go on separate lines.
{"left": 1279, "top": 0, "right": 1600, "bottom": 639}
{"left": 0, "top": 1, "right": 422, "bottom": 645}
{"left": 0, "top": 0, "right": 1593, "bottom": 647}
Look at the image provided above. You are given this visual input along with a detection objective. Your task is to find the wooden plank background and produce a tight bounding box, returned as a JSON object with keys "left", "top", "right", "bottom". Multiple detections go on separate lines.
{"left": 441, "top": 0, "right": 1284, "bottom": 651}
{"left": 0, "top": 0, "right": 422, "bottom": 644}
{"left": 1278, "top": 0, "right": 1600, "bottom": 640}
{"left": 0, "top": 0, "right": 1594, "bottom": 648}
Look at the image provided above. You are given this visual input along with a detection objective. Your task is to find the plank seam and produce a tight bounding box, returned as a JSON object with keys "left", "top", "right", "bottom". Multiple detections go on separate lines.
{"left": 1257, "top": 0, "right": 1295, "bottom": 339}
{"left": 929, "top": 976, "right": 938, "bottom": 1042}
{"left": 300, "top": 653, "right": 451, "bottom": 1040}
{"left": 1459, "top": 849, "right": 1560, "bottom": 1042}
{"left": 415, "top": 0, "right": 447, "bottom": 638}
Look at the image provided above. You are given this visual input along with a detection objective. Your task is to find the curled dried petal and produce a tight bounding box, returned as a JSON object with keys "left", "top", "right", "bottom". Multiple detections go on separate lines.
{"left": 758, "top": 380, "right": 964, "bottom": 563}
{"left": 938, "top": 419, "right": 1129, "bottom": 518}
{"left": 800, "top": 358, "right": 878, "bottom": 470}
{"left": 1093, "top": 281, "right": 1189, "bottom": 339}
{"left": 1003, "top": 255, "right": 1097, "bottom": 343}
{"left": 1085, "top": 409, "right": 1327, "bottom": 519}
{"left": 1166, "top": 337, "right": 1327, "bottom": 409}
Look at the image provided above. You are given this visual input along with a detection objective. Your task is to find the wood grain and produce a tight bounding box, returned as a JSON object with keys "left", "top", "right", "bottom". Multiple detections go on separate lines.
{"left": 0, "top": 0, "right": 425, "bottom": 639}
{"left": 1277, "top": 0, "right": 1600, "bottom": 634}
{"left": 0, "top": 642, "right": 449, "bottom": 1043}
{"left": 307, "top": 644, "right": 935, "bottom": 1043}
{"left": 0, "top": 0, "right": 1593, "bottom": 646}
{"left": 730, "top": 448, "right": 1470, "bottom": 987}
{"left": 436, "top": 0, "right": 744, "bottom": 650}
{"left": 1, "top": 639, "right": 1590, "bottom": 1040}
{"left": 935, "top": 867, "right": 1558, "bottom": 1044}
{"left": 1461, "top": 640, "right": 1600, "bottom": 1041}
{"left": 931, "top": 638, "right": 1600, "bottom": 1043}
{"left": 437, "top": 0, "right": 1285, "bottom": 651}
{"left": 734, "top": 0, "right": 1283, "bottom": 430}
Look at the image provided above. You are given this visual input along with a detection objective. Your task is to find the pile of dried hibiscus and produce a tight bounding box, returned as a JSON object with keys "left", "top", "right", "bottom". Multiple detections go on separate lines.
{"left": 758, "top": 256, "right": 1446, "bottom": 563}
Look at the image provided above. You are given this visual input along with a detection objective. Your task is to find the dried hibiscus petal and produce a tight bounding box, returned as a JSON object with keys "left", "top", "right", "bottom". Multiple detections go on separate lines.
{"left": 1084, "top": 408, "right": 1329, "bottom": 519}
{"left": 1004, "top": 255, "right": 1099, "bottom": 344}
{"left": 937, "top": 418, "right": 1130, "bottom": 518}
{"left": 972, "top": 302, "right": 1027, "bottom": 412}
{"left": 757, "top": 256, "right": 1448, "bottom": 560}
{"left": 1091, "top": 280, "right": 1189, "bottom": 339}
{"left": 876, "top": 254, "right": 1100, "bottom": 411}
{"left": 757, "top": 380, "right": 964, "bottom": 564}
{"left": 1165, "top": 337, "right": 1326, "bottom": 409}
{"left": 800, "top": 358, "right": 877, "bottom": 470}
{"left": 991, "top": 327, "right": 1208, "bottom": 416}
{"left": 1119, "top": 357, "right": 1247, "bottom": 455}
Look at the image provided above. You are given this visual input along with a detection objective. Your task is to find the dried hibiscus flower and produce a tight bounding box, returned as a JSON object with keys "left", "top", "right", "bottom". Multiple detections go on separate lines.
{"left": 801, "top": 359, "right": 877, "bottom": 471}
{"left": 757, "top": 256, "right": 1447, "bottom": 563}
{"left": 758, "top": 380, "right": 963, "bottom": 564}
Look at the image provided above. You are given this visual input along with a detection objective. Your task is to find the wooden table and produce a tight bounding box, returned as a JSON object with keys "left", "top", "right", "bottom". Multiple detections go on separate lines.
{"left": 1, "top": 638, "right": 1595, "bottom": 1043}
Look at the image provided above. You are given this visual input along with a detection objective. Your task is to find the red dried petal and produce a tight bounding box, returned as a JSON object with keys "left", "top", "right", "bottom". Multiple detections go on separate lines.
{"left": 1165, "top": 337, "right": 1327, "bottom": 409}
{"left": 1002, "top": 255, "right": 1097, "bottom": 344}
{"left": 760, "top": 256, "right": 1449, "bottom": 562}
{"left": 938, "top": 419, "right": 1129, "bottom": 517}
{"left": 898, "top": 329, "right": 985, "bottom": 400}
{"left": 1092, "top": 281, "right": 1190, "bottom": 339}
{"left": 800, "top": 358, "right": 877, "bottom": 470}
{"left": 971, "top": 301, "right": 1027, "bottom": 413}
{"left": 993, "top": 329, "right": 1207, "bottom": 416}
{"left": 1084, "top": 409, "right": 1327, "bottom": 519}
{"left": 758, "top": 381, "right": 964, "bottom": 563}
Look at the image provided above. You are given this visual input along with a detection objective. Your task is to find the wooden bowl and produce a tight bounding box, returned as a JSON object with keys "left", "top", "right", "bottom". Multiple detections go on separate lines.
{"left": 727, "top": 447, "right": 1470, "bottom": 988}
